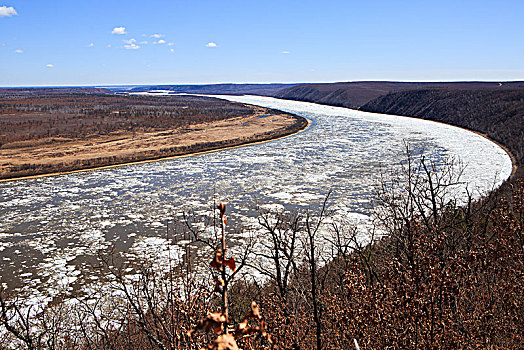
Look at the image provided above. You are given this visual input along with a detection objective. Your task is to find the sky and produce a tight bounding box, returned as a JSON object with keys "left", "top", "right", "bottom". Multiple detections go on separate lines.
{"left": 1, "top": 0, "right": 523, "bottom": 86}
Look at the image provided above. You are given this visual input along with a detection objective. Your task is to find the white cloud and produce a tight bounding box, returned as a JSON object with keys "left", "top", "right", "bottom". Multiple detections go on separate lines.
{"left": 46, "top": 64, "right": 53, "bottom": 68}
{"left": 89, "top": 43, "right": 95, "bottom": 47}
{"left": 0, "top": 6, "right": 17, "bottom": 17}
{"left": 157, "top": 39, "right": 166, "bottom": 44}
{"left": 281, "top": 50, "right": 290, "bottom": 54}
{"left": 14, "top": 49, "right": 23, "bottom": 53}
{"left": 206, "top": 42, "right": 217, "bottom": 47}
{"left": 112, "top": 27, "right": 127, "bottom": 35}
{"left": 167, "top": 42, "right": 174, "bottom": 46}
{"left": 151, "top": 34, "right": 164, "bottom": 38}
{"left": 170, "top": 48, "right": 174, "bottom": 52}
{"left": 123, "top": 38, "right": 136, "bottom": 44}
{"left": 106, "top": 44, "right": 112, "bottom": 48}
{"left": 124, "top": 43, "right": 140, "bottom": 50}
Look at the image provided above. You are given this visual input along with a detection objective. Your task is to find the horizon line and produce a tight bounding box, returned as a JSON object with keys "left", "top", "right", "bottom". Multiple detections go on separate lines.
{"left": 2, "top": 79, "right": 524, "bottom": 89}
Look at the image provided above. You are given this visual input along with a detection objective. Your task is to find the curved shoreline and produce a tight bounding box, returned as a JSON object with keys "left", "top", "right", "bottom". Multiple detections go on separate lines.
{"left": 0, "top": 113, "right": 311, "bottom": 183}
{"left": 357, "top": 108, "right": 519, "bottom": 180}
{"left": 224, "top": 95, "right": 517, "bottom": 183}
{"left": 366, "top": 109, "right": 519, "bottom": 180}
{"left": 466, "top": 129, "right": 518, "bottom": 180}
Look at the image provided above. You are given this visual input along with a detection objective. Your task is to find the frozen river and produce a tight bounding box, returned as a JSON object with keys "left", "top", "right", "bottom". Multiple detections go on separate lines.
{"left": 0, "top": 95, "right": 512, "bottom": 303}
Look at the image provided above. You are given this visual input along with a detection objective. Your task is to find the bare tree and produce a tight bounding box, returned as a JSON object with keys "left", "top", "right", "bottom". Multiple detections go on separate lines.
{"left": 302, "top": 194, "right": 331, "bottom": 350}
{"left": 251, "top": 210, "right": 302, "bottom": 306}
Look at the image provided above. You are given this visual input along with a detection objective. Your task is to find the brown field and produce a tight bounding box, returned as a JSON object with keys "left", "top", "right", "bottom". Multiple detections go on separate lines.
{"left": 0, "top": 91, "right": 307, "bottom": 179}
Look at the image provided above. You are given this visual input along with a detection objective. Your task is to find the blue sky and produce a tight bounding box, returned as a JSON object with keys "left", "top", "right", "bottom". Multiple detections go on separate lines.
{"left": 1, "top": 0, "right": 523, "bottom": 86}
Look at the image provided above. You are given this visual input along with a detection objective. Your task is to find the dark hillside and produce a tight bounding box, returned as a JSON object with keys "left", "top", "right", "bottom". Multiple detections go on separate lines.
{"left": 360, "top": 88, "right": 524, "bottom": 173}
{"left": 276, "top": 81, "right": 524, "bottom": 108}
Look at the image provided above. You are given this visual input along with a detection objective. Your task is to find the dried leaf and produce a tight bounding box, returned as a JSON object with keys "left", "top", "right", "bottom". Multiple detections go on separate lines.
{"left": 216, "top": 202, "right": 226, "bottom": 216}
{"left": 211, "top": 249, "right": 236, "bottom": 272}
{"left": 211, "top": 249, "right": 223, "bottom": 271}
{"left": 249, "top": 301, "right": 261, "bottom": 319}
{"left": 237, "top": 319, "right": 249, "bottom": 332}
{"left": 188, "top": 312, "right": 227, "bottom": 337}
{"left": 214, "top": 277, "right": 225, "bottom": 293}
{"left": 208, "top": 334, "right": 239, "bottom": 350}
{"left": 223, "top": 256, "right": 236, "bottom": 272}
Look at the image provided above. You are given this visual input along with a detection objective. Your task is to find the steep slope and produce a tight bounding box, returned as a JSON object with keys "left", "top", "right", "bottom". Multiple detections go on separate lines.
{"left": 276, "top": 81, "right": 524, "bottom": 108}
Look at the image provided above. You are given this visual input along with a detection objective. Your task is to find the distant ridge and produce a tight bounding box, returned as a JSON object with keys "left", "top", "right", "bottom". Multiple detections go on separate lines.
{"left": 122, "top": 83, "right": 298, "bottom": 96}
{"left": 275, "top": 81, "right": 524, "bottom": 108}
{"left": 107, "top": 81, "right": 524, "bottom": 107}
{"left": 0, "top": 87, "right": 110, "bottom": 95}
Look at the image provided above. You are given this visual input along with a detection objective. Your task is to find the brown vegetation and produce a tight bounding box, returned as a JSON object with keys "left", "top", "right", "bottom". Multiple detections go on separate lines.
{"left": 0, "top": 91, "right": 307, "bottom": 179}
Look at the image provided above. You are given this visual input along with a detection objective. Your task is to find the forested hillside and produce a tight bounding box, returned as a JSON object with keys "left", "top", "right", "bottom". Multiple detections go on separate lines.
{"left": 275, "top": 81, "right": 524, "bottom": 108}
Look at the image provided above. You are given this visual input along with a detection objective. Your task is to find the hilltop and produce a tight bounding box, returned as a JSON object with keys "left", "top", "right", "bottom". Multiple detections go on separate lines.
{"left": 275, "top": 81, "right": 524, "bottom": 108}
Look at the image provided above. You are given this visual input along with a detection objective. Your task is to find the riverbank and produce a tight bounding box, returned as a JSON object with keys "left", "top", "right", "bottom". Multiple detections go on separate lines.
{"left": 358, "top": 88, "right": 524, "bottom": 179}
{"left": 468, "top": 129, "right": 518, "bottom": 179}
{"left": 0, "top": 104, "right": 309, "bottom": 181}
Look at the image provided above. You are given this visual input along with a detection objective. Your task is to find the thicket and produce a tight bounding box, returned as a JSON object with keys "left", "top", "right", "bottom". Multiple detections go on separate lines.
{"left": 1, "top": 152, "right": 522, "bottom": 349}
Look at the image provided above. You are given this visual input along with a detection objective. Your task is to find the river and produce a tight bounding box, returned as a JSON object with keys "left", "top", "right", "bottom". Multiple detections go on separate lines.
{"left": 0, "top": 95, "right": 512, "bottom": 305}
